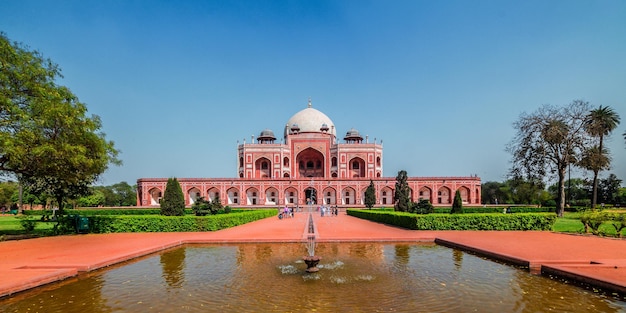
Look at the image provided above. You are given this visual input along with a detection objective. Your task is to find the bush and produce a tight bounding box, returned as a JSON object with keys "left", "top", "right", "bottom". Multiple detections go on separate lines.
{"left": 412, "top": 199, "right": 434, "bottom": 214}
{"left": 87, "top": 209, "right": 276, "bottom": 233}
{"left": 18, "top": 216, "right": 37, "bottom": 233}
{"left": 161, "top": 178, "right": 185, "bottom": 216}
{"left": 451, "top": 190, "right": 463, "bottom": 214}
{"left": 347, "top": 209, "right": 556, "bottom": 231}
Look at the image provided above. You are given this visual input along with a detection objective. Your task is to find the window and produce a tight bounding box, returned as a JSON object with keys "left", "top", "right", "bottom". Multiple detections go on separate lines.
{"left": 345, "top": 192, "right": 350, "bottom": 196}
{"left": 290, "top": 192, "right": 294, "bottom": 197}
{"left": 252, "top": 192, "right": 257, "bottom": 197}
{"left": 271, "top": 192, "right": 275, "bottom": 196}
{"left": 352, "top": 162, "right": 359, "bottom": 169}
{"left": 307, "top": 161, "right": 314, "bottom": 169}
{"left": 382, "top": 191, "right": 387, "bottom": 196}
{"left": 261, "top": 162, "right": 268, "bottom": 169}
{"left": 332, "top": 157, "right": 337, "bottom": 167}
{"left": 234, "top": 192, "right": 238, "bottom": 197}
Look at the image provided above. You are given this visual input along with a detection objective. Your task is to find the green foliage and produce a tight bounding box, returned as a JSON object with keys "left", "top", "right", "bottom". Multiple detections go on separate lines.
{"left": 0, "top": 33, "right": 120, "bottom": 210}
{"left": 412, "top": 199, "right": 433, "bottom": 214}
{"left": 76, "top": 189, "right": 105, "bottom": 207}
{"left": 18, "top": 216, "right": 37, "bottom": 232}
{"left": 0, "top": 181, "right": 18, "bottom": 208}
{"left": 85, "top": 182, "right": 136, "bottom": 206}
{"left": 348, "top": 209, "right": 556, "bottom": 231}
{"left": 87, "top": 210, "right": 275, "bottom": 233}
{"left": 365, "top": 180, "right": 376, "bottom": 209}
{"left": 431, "top": 206, "right": 553, "bottom": 214}
{"left": 161, "top": 178, "right": 185, "bottom": 216}
{"left": 580, "top": 210, "right": 626, "bottom": 237}
{"left": 451, "top": 190, "right": 463, "bottom": 214}
{"left": 191, "top": 197, "right": 211, "bottom": 216}
{"left": 394, "top": 170, "right": 411, "bottom": 212}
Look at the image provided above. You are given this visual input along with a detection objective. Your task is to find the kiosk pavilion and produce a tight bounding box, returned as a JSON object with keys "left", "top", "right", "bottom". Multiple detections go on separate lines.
{"left": 136, "top": 101, "right": 481, "bottom": 207}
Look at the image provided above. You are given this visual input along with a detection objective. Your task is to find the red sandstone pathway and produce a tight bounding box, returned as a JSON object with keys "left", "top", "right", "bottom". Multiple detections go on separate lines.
{"left": 2, "top": 211, "right": 626, "bottom": 297}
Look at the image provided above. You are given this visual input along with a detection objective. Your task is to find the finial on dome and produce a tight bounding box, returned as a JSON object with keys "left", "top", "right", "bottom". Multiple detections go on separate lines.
{"left": 308, "top": 97, "right": 312, "bottom": 108}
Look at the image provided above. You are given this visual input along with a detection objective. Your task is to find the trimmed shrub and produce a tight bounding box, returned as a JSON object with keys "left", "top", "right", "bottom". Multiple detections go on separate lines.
{"left": 87, "top": 209, "right": 276, "bottom": 233}
{"left": 451, "top": 190, "right": 463, "bottom": 214}
{"left": 161, "top": 178, "right": 185, "bottom": 216}
{"left": 347, "top": 209, "right": 556, "bottom": 231}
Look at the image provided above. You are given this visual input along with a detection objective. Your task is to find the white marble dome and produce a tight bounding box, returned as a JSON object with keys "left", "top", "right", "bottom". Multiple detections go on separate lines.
{"left": 284, "top": 104, "right": 336, "bottom": 137}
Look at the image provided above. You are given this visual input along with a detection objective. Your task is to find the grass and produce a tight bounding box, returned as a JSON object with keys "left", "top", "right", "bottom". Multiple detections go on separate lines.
{"left": 0, "top": 216, "right": 56, "bottom": 236}
{"left": 553, "top": 212, "right": 626, "bottom": 237}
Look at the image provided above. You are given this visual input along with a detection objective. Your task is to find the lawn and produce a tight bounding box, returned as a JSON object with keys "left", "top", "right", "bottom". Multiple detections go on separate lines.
{"left": 0, "top": 216, "right": 56, "bottom": 236}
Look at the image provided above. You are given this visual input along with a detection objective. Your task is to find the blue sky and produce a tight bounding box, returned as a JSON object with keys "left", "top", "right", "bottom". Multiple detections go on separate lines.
{"left": 1, "top": 0, "right": 625, "bottom": 186}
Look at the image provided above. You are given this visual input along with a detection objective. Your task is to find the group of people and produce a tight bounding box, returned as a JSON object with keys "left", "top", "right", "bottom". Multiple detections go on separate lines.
{"left": 318, "top": 205, "right": 338, "bottom": 217}
{"left": 278, "top": 206, "right": 295, "bottom": 219}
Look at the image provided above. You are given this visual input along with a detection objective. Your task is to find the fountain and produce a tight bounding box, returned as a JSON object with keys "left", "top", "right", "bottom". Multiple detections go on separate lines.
{"left": 303, "top": 213, "right": 321, "bottom": 272}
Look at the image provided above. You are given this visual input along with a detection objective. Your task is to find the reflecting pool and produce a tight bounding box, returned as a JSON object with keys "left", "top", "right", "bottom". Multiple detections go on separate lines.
{"left": 1, "top": 243, "right": 625, "bottom": 313}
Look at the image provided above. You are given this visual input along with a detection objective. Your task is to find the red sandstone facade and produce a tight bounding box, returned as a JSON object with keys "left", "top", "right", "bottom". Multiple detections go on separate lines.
{"left": 136, "top": 102, "right": 481, "bottom": 207}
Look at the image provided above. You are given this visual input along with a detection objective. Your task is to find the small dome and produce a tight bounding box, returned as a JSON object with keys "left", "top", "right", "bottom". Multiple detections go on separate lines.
{"left": 259, "top": 129, "right": 276, "bottom": 139}
{"left": 345, "top": 128, "right": 360, "bottom": 137}
{"left": 344, "top": 128, "right": 363, "bottom": 142}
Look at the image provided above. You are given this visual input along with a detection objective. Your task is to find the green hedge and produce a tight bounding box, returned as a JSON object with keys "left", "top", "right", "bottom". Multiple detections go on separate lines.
{"left": 84, "top": 209, "right": 276, "bottom": 233}
{"left": 347, "top": 209, "right": 556, "bottom": 230}
{"left": 431, "top": 207, "right": 554, "bottom": 214}
{"left": 23, "top": 208, "right": 249, "bottom": 216}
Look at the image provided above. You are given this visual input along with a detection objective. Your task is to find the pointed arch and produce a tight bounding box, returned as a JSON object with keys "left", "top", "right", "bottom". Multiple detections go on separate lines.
{"left": 265, "top": 187, "right": 279, "bottom": 205}
{"left": 188, "top": 187, "right": 201, "bottom": 205}
{"left": 227, "top": 187, "right": 240, "bottom": 205}
{"left": 437, "top": 186, "right": 451, "bottom": 204}
{"left": 148, "top": 187, "right": 162, "bottom": 206}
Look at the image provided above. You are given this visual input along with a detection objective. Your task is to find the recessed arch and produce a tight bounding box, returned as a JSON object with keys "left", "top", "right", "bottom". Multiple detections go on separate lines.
{"left": 418, "top": 187, "right": 433, "bottom": 203}
{"left": 227, "top": 187, "right": 240, "bottom": 205}
{"left": 188, "top": 187, "right": 201, "bottom": 205}
{"left": 265, "top": 187, "right": 279, "bottom": 205}
{"left": 341, "top": 187, "right": 356, "bottom": 205}
{"left": 284, "top": 187, "right": 298, "bottom": 206}
{"left": 380, "top": 186, "right": 393, "bottom": 206}
{"left": 246, "top": 187, "right": 259, "bottom": 205}
{"left": 296, "top": 147, "right": 325, "bottom": 178}
{"left": 322, "top": 187, "right": 337, "bottom": 205}
{"left": 255, "top": 157, "right": 272, "bottom": 178}
{"left": 207, "top": 187, "right": 220, "bottom": 203}
{"left": 148, "top": 187, "right": 162, "bottom": 206}
{"left": 349, "top": 157, "right": 365, "bottom": 177}
{"left": 437, "top": 186, "right": 451, "bottom": 204}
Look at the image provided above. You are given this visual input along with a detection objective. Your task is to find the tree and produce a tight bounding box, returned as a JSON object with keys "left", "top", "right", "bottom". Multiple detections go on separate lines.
{"left": 394, "top": 170, "right": 411, "bottom": 212}
{"left": 548, "top": 178, "right": 590, "bottom": 207}
{"left": 0, "top": 181, "right": 18, "bottom": 209}
{"left": 364, "top": 180, "right": 376, "bottom": 209}
{"left": 161, "top": 178, "right": 185, "bottom": 216}
{"left": 598, "top": 174, "right": 622, "bottom": 205}
{"left": 507, "top": 100, "right": 590, "bottom": 216}
{"left": 583, "top": 105, "right": 620, "bottom": 207}
{"left": 451, "top": 190, "right": 463, "bottom": 214}
{"left": 0, "top": 33, "right": 119, "bottom": 210}
{"left": 76, "top": 189, "right": 105, "bottom": 207}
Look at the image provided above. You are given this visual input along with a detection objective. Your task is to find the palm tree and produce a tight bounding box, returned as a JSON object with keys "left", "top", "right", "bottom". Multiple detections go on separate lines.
{"left": 584, "top": 105, "right": 620, "bottom": 207}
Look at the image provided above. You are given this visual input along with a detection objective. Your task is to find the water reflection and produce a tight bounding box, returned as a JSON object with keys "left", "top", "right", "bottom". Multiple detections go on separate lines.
{"left": 1, "top": 243, "right": 625, "bottom": 313}
{"left": 160, "top": 247, "right": 186, "bottom": 288}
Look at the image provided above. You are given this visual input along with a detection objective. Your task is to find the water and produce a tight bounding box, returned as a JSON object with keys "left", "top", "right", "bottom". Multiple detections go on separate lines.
{"left": 1, "top": 243, "right": 626, "bottom": 313}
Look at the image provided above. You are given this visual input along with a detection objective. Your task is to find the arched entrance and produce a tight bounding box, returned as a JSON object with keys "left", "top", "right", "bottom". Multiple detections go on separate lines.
{"left": 297, "top": 148, "right": 325, "bottom": 178}
{"left": 305, "top": 187, "right": 317, "bottom": 205}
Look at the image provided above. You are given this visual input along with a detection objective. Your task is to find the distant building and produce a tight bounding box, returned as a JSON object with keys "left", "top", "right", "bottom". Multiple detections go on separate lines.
{"left": 136, "top": 101, "right": 481, "bottom": 207}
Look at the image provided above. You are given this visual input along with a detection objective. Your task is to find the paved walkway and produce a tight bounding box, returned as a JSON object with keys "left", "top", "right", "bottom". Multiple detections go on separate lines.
{"left": 2, "top": 211, "right": 626, "bottom": 297}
